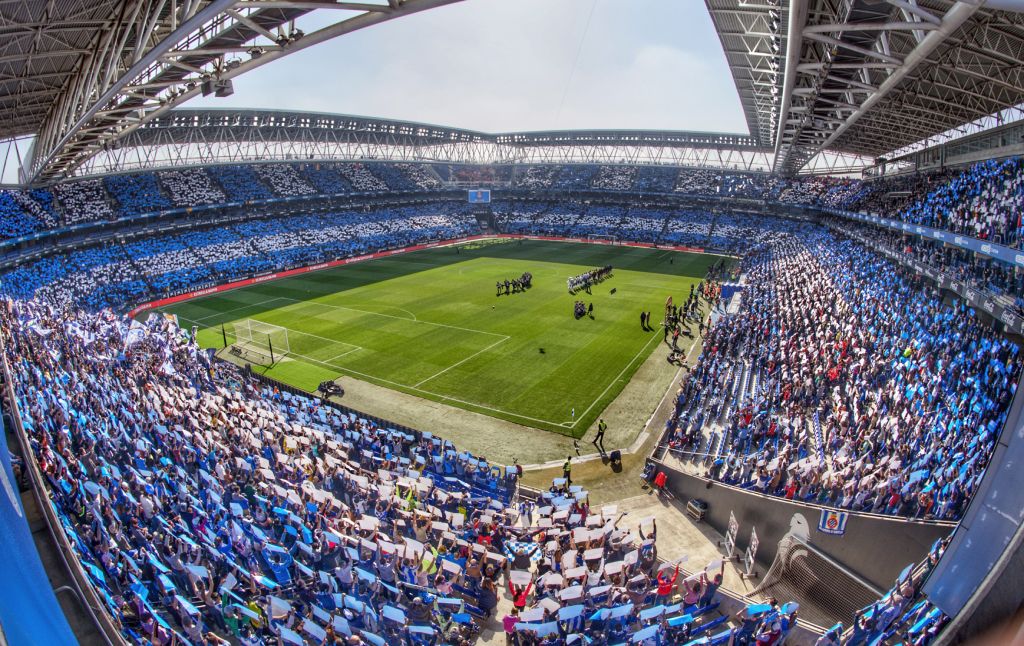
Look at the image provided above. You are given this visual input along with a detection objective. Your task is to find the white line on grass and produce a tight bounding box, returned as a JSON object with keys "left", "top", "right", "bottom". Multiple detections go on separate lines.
{"left": 274, "top": 297, "right": 506, "bottom": 338}
{"left": 246, "top": 318, "right": 362, "bottom": 353}
{"left": 558, "top": 328, "right": 667, "bottom": 428}
{"left": 194, "top": 297, "right": 289, "bottom": 323}
{"left": 413, "top": 335, "right": 511, "bottom": 388}
{"left": 323, "top": 347, "right": 363, "bottom": 362}
{"left": 263, "top": 339, "right": 564, "bottom": 428}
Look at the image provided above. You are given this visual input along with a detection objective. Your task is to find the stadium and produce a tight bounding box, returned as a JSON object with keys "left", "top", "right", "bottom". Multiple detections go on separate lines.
{"left": 0, "top": 0, "right": 1023, "bottom": 644}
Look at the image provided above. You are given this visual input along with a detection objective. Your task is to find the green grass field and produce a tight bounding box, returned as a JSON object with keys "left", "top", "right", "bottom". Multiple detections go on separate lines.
{"left": 157, "top": 239, "right": 722, "bottom": 436}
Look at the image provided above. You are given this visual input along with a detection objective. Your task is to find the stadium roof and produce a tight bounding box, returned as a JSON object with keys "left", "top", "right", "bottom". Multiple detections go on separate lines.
{"left": 1, "top": 0, "right": 462, "bottom": 183}
{"left": 2, "top": 0, "right": 1024, "bottom": 181}
{"left": 752, "top": 0, "right": 1024, "bottom": 173}
{"left": 75, "top": 107, "right": 778, "bottom": 175}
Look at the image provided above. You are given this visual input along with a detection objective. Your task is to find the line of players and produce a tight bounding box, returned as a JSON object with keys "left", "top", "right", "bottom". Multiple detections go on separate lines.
{"left": 567, "top": 265, "right": 613, "bottom": 294}
{"left": 495, "top": 271, "right": 533, "bottom": 296}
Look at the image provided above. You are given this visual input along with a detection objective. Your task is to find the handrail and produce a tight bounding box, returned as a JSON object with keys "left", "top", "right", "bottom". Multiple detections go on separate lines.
{"left": 0, "top": 330, "right": 124, "bottom": 646}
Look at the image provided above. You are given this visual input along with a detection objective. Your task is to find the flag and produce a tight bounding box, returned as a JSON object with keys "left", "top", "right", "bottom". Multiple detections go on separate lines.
{"left": 571, "top": 408, "right": 575, "bottom": 418}
{"left": 818, "top": 510, "right": 848, "bottom": 536}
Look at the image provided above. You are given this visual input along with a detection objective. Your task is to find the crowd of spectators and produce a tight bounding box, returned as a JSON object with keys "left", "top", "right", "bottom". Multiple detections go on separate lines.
{"left": 206, "top": 166, "right": 272, "bottom": 204}
{"left": 55, "top": 178, "right": 116, "bottom": 224}
{"left": 897, "top": 157, "right": 1024, "bottom": 247}
{"left": 255, "top": 165, "right": 318, "bottom": 197}
{"left": 1, "top": 291, "right": 812, "bottom": 645}
{"left": 161, "top": 169, "right": 229, "bottom": 207}
{"left": 105, "top": 173, "right": 172, "bottom": 216}
{"left": 492, "top": 201, "right": 547, "bottom": 234}
{"left": 337, "top": 164, "right": 389, "bottom": 193}
{"left": 447, "top": 165, "right": 512, "bottom": 185}
{"left": 393, "top": 164, "right": 443, "bottom": 191}
{"left": 827, "top": 216, "right": 1024, "bottom": 315}
{"left": 514, "top": 166, "right": 559, "bottom": 190}
{"left": 634, "top": 166, "right": 678, "bottom": 194}
{"left": 0, "top": 202, "right": 480, "bottom": 312}
{"left": 591, "top": 166, "right": 637, "bottom": 192}
{"left": 810, "top": 537, "right": 949, "bottom": 646}
{"left": 665, "top": 226, "right": 1019, "bottom": 521}
{"left": 492, "top": 201, "right": 800, "bottom": 255}
{"left": 0, "top": 192, "right": 50, "bottom": 238}
{"left": 297, "top": 164, "right": 354, "bottom": 195}
{"left": 1, "top": 170, "right": 1017, "bottom": 643}
{"left": 552, "top": 165, "right": 599, "bottom": 191}
{"left": 6, "top": 157, "right": 1023, "bottom": 251}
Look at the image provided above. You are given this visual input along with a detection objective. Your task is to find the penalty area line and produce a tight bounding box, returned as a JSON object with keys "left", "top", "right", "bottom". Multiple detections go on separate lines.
{"left": 413, "top": 336, "right": 511, "bottom": 388}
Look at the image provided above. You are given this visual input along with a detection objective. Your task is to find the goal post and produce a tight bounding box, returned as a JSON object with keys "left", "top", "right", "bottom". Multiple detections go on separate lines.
{"left": 586, "top": 233, "right": 618, "bottom": 245}
{"left": 231, "top": 319, "right": 290, "bottom": 363}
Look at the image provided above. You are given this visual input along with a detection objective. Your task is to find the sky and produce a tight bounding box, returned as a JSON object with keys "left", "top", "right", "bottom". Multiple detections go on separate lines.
{"left": 189, "top": 0, "right": 749, "bottom": 134}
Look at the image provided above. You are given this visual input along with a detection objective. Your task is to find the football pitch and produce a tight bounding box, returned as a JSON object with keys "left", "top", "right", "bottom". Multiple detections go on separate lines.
{"left": 159, "top": 239, "right": 723, "bottom": 436}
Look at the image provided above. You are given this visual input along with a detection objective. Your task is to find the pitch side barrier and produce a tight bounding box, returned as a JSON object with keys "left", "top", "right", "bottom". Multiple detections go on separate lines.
{"left": 647, "top": 457, "right": 955, "bottom": 593}
{"left": 126, "top": 234, "right": 708, "bottom": 317}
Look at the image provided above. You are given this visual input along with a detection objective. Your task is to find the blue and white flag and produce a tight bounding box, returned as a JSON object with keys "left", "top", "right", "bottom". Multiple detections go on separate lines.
{"left": 818, "top": 510, "right": 848, "bottom": 536}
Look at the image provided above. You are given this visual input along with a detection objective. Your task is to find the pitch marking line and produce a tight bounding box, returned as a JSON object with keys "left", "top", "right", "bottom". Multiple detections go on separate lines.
{"left": 275, "top": 297, "right": 506, "bottom": 338}
{"left": 324, "top": 347, "right": 363, "bottom": 362}
{"left": 558, "top": 327, "right": 669, "bottom": 428}
{"left": 255, "top": 337, "right": 564, "bottom": 428}
{"left": 413, "top": 335, "right": 511, "bottom": 388}
{"left": 232, "top": 320, "right": 564, "bottom": 427}
{"left": 195, "top": 303, "right": 671, "bottom": 433}
{"left": 193, "top": 297, "right": 290, "bottom": 323}
{"left": 244, "top": 318, "right": 363, "bottom": 356}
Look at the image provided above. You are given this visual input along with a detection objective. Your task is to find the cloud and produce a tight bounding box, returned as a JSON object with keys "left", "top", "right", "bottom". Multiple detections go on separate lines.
{"left": 190, "top": 0, "right": 749, "bottom": 134}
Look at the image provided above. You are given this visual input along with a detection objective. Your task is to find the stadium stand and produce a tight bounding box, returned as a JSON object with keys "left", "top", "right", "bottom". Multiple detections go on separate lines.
{"left": 663, "top": 227, "right": 1019, "bottom": 520}
{"left": 0, "top": 191, "right": 49, "bottom": 238}
{"left": 897, "top": 157, "right": 1024, "bottom": 248}
{"left": 514, "top": 165, "right": 559, "bottom": 190}
{"left": 55, "top": 178, "right": 115, "bottom": 224}
{"left": 394, "top": 164, "right": 443, "bottom": 191}
{"left": 255, "top": 164, "right": 318, "bottom": 197}
{"left": 297, "top": 163, "right": 354, "bottom": 195}
{"left": 104, "top": 172, "right": 172, "bottom": 216}
{"left": 0, "top": 284, "right": 812, "bottom": 644}
{"left": 553, "top": 165, "right": 600, "bottom": 191}
{"left": 207, "top": 165, "right": 273, "bottom": 203}
{"left": 1, "top": 161, "right": 1022, "bottom": 644}
{"left": 160, "top": 169, "right": 229, "bottom": 206}
{"left": 338, "top": 163, "right": 389, "bottom": 192}
{"left": 635, "top": 166, "right": 680, "bottom": 193}
{"left": 591, "top": 166, "right": 637, "bottom": 192}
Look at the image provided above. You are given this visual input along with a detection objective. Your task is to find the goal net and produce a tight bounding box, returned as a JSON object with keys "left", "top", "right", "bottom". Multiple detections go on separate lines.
{"left": 586, "top": 234, "right": 618, "bottom": 244}
{"left": 231, "top": 319, "right": 290, "bottom": 363}
{"left": 753, "top": 534, "right": 881, "bottom": 629}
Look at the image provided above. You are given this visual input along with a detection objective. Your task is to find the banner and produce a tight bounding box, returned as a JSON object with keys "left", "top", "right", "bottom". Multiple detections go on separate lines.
{"left": 818, "top": 509, "right": 849, "bottom": 536}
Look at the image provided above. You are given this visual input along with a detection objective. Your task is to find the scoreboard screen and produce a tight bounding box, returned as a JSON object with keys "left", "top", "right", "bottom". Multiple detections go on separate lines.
{"left": 468, "top": 189, "right": 491, "bottom": 204}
